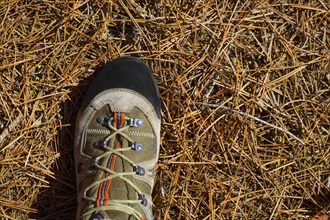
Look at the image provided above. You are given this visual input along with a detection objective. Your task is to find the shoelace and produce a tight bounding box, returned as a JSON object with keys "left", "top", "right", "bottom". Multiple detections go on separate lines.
{"left": 82, "top": 112, "right": 147, "bottom": 220}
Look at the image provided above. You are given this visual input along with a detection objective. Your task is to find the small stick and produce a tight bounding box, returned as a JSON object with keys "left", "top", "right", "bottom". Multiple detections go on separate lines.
{"left": 0, "top": 116, "right": 22, "bottom": 143}
{"left": 193, "top": 102, "right": 305, "bottom": 145}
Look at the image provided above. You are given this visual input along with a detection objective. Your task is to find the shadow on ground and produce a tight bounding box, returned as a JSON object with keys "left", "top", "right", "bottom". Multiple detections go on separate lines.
{"left": 29, "top": 76, "right": 95, "bottom": 220}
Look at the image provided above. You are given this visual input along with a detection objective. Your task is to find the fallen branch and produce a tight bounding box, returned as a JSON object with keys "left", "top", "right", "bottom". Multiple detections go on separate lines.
{"left": 193, "top": 101, "right": 305, "bottom": 145}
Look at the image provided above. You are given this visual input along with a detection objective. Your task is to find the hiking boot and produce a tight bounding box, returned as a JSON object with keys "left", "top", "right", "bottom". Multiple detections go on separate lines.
{"left": 74, "top": 56, "right": 161, "bottom": 220}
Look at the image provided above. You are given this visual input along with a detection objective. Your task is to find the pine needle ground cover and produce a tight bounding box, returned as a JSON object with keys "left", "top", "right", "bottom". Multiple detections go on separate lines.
{"left": 0, "top": 1, "right": 329, "bottom": 219}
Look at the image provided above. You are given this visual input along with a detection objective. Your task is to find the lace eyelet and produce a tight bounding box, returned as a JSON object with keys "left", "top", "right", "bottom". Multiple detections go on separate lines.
{"left": 87, "top": 160, "right": 99, "bottom": 174}
{"left": 133, "top": 165, "right": 145, "bottom": 176}
{"left": 93, "top": 159, "right": 100, "bottom": 166}
{"left": 91, "top": 212, "right": 104, "bottom": 220}
{"left": 128, "top": 118, "right": 143, "bottom": 127}
{"left": 97, "top": 116, "right": 105, "bottom": 125}
{"left": 83, "top": 190, "right": 89, "bottom": 198}
{"left": 102, "top": 140, "right": 108, "bottom": 148}
{"left": 130, "top": 142, "right": 144, "bottom": 151}
{"left": 97, "top": 116, "right": 113, "bottom": 126}
{"left": 94, "top": 140, "right": 109, "bottom": 150}
{"left": 138, "top": 194, "right": 148, "bottom": 206}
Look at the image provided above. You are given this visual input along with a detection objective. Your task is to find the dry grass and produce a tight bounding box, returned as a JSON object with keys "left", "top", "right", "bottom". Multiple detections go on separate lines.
{"left": 0, "top": 0, "right": 329, "bottom": 219}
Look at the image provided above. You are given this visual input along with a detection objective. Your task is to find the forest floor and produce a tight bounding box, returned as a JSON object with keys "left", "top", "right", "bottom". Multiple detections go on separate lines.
{"left": 0, "top": 0, "right": 329, "bottom": 219}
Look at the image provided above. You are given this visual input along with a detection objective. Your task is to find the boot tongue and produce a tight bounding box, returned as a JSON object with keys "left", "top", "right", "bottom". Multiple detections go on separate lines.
{"left": 106, "top": 161, "right": 130, "bottom": 219}
{"left": 97, "top": 135, "right": 142, "bottom": 219}
{"left": 83, "top": 109, "right": 150, "bottom": 219}
{"left": 104, "top": 145, "right": 143, "bottom": 219}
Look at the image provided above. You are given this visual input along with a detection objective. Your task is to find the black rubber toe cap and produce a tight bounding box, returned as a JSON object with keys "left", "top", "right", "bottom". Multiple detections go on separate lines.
{"left": 81, "top": 56, "right": 161, "bottom": 119}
